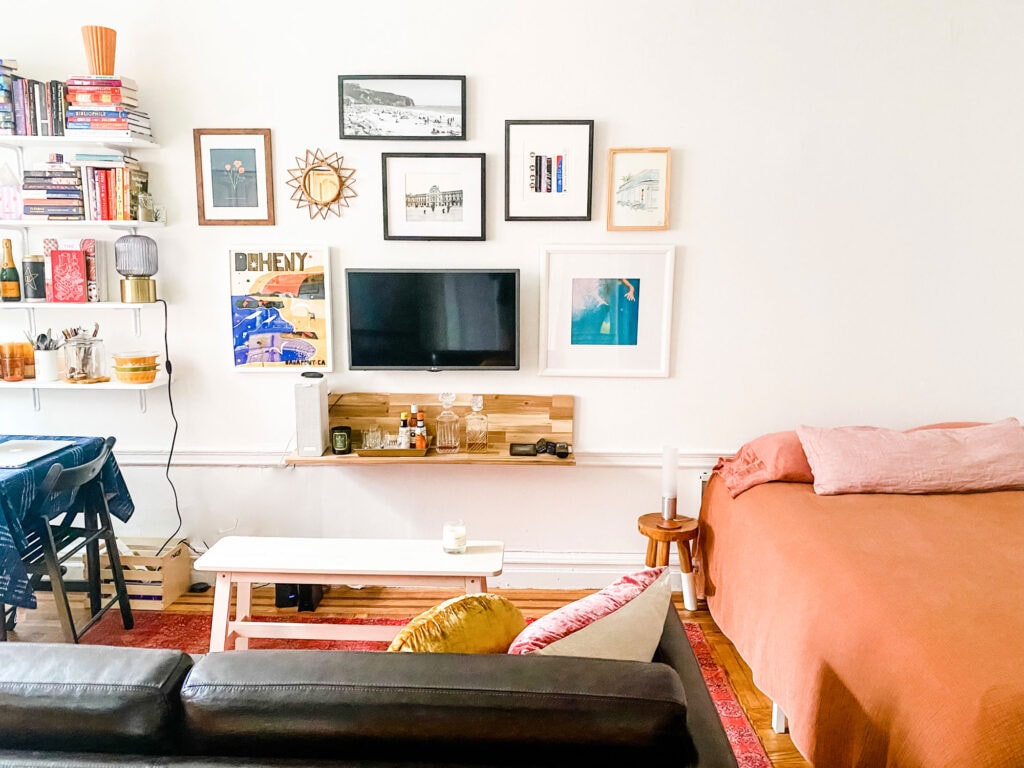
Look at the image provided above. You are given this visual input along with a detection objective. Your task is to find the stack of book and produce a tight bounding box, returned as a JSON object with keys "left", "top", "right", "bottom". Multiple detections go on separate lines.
{"left": 69, "top": 149, "right": 150, "bottom": 221}
{"left": 21, "top": 153, "right": 85, "bottom": 220}
{"left": 64, "top": 75, "right": 152, "bottom": 141}
{"left": 1, "top": 60, "right": 68, "bottom": 137}
{"left": 0, "top": 59, "right": 16, "bottom": 135}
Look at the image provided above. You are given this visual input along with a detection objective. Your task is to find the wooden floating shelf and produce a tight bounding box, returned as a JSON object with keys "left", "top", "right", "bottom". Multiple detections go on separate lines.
{"left": 286, "top": 392, "right": 575, "bottom": 467}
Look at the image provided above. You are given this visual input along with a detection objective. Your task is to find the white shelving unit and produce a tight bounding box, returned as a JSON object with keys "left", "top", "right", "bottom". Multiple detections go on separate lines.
{"left": 0, "top": 135, "right": 166, "bottom": 412}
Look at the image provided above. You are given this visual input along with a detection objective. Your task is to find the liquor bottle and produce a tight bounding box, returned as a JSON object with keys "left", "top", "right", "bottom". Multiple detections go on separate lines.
{"left": 435, "top": 392, "right": 460, "bottom": 454}
{"left": 1, "top": 238, "right": 21, "bottom": 302}
{"left": 415, "top": 412, "right": 427, "bottom": 450}
{"left": 465, "top": 395, "right": 488, "bottom": 453}
{"left": 398, "top": 412, "right": 411, "bottom": 449}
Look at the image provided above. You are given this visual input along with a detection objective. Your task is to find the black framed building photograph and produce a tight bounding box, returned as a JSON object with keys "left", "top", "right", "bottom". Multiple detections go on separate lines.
{"left": 382, "top": 153, "right": 486, "bottom": 241}
{"left": 504, "top": 119, "right": 594, "bottom": 221}
{"left": 338, "top": 75, "right": 467, "bottom": 140}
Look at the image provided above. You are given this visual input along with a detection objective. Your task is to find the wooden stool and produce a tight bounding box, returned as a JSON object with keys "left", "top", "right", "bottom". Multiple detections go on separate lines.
{"left": 637, "top": 513, "right": 699, "bottom": 611}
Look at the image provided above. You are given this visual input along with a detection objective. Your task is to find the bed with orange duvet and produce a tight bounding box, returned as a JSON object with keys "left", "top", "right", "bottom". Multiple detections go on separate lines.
{"left": 698, "top": 473, "right": 1024, "bottom": 768}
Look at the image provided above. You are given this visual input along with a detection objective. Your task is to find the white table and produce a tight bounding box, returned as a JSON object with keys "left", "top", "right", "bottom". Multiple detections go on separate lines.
{"left": 194, "top": 535, "right": 505, "bottom": 652}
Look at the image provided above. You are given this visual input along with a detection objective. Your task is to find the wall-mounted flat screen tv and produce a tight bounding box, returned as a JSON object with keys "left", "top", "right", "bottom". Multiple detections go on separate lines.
{"left": 345, "top": 269, "right": 520, "bottom": 371}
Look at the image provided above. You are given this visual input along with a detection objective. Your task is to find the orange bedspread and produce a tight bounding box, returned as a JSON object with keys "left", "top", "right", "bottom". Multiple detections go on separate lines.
{"left": 698, "top": 474, "right": 1024, "bottom": 768}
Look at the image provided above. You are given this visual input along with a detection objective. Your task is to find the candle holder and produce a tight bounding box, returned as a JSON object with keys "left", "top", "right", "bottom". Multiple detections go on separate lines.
{"left": 658, "top": 496, "right": 682, "bottom": 530}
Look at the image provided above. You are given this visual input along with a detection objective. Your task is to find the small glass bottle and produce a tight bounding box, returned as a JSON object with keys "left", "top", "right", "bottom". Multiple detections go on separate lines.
{"left": 415, "top": 411, "right": 427, "bottom": 449}
{"left": 465, "top": 395, "right": 488, "bottom": 453}
{"left": 398, "top": 412, "right": 411, "bottom": 449}
{"left": 435, "top": 392, "right": 460, "bottom": 454}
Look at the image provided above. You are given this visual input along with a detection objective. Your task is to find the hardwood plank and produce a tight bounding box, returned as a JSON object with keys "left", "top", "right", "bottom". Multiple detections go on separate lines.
{"left": 5, "top": 589, "right": 810, "bottom": 768}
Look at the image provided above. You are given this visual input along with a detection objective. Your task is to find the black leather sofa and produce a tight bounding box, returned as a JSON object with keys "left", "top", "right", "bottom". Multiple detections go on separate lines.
{"left": 0, "top": 608, "right": 738, "bottom": 767}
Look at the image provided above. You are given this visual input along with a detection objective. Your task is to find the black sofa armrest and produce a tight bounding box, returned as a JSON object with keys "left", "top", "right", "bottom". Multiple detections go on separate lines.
{"left": 181, "top": 648, "right": 695, "bottom": 766}
{"left": 0, "top": 643, "right": 193, "bottom": 755}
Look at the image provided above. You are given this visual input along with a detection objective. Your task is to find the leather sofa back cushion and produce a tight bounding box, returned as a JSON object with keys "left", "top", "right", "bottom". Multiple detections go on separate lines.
{"left": 180, "top": 648, "right": 691, "bottom": 763}
{"left": 0, "top": 643, "right": 193, "bottom": 754}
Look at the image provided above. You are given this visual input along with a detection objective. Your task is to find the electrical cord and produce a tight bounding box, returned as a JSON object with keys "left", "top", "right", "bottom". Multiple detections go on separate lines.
{"left": 153, "top": 298, "right": 183, "bottom": 557}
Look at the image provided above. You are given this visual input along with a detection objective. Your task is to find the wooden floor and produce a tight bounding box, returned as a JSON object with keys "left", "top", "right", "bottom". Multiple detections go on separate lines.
{"left": 6, "top": 586, "right": 811, "bottom": 768}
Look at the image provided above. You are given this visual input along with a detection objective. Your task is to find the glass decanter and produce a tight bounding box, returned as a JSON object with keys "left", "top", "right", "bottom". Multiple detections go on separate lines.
{"left": 435, "top": 391, "right": 461, "bottom": 454}
{"left": 464, "top": 395, "right": 488, "bottom": 453}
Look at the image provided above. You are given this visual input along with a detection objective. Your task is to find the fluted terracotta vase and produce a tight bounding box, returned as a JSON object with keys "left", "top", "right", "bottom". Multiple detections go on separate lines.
{"left": 81, "top": 25, "right": 117, "bottom": 76}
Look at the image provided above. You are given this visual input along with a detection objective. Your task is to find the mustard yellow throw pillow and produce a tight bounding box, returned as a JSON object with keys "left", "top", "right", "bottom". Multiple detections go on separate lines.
{"left": 387, "top": 593, "right": 526, "bottom": 653}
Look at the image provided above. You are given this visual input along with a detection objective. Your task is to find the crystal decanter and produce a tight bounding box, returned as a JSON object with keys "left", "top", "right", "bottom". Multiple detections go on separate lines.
{"left": 435, "top": 391, "right": 461, "bottom": 454}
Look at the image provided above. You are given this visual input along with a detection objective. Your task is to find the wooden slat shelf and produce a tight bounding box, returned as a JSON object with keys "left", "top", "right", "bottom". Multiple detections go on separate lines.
{"left": 286, "top": 392, "right": 575, "bottom": 467}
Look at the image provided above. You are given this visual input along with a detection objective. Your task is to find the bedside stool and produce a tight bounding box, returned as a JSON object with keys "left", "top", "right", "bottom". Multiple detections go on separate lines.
{"left": 637, "top": 513, "right": 698, "bottom": 611}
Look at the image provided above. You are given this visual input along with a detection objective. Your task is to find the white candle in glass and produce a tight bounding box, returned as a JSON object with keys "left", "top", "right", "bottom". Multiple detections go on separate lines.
{"left": 661, "top": 445, "right": 678, "bottom": 498}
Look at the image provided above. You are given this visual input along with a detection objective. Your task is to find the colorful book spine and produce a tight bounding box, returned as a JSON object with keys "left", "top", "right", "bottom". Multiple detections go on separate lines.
{"left": 96, "top": 170, "right": 110, "bottom": 220}
{"left": 115, "top": 166, "right": 124, "bottom": 219}
{"left": 66, "top": 76, "right": 137, "bottom": 89}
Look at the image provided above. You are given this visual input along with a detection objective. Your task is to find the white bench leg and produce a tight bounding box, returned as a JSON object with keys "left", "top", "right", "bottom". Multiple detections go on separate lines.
{"left": 209, "top": 571, "right": 233, "bottom": 652}
{"left": 771, "top": 701, "right": 788, "bottom": 733}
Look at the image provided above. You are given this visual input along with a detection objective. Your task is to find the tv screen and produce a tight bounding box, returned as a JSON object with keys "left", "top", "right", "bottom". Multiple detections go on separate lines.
{"left": 345, "top": 269, "right": 520, "bottom": 370}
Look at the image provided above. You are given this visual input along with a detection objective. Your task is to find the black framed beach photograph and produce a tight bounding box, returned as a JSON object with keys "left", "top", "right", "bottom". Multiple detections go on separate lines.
{"left": 193, "top": 128, "right": 275, "bottom": 226}
{"left": 338, "top": 75, "right": 467, "bottom": 140}
{"left": 382, "top": 153, "right": 485, "bottom": 241}
{"left": 607, "top": 147, "right": 671, "bottom": 231}
{"left": 539, "top": 244, "right": 675, "bottom": 377}
{"left": 504, "top": 119, "right": 594, "bottom": 221}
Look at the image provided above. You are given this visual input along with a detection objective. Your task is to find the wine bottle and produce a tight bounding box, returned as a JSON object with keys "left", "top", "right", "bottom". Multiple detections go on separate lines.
{"left": 1, "top": 238, "right": 21, "bottom": 302}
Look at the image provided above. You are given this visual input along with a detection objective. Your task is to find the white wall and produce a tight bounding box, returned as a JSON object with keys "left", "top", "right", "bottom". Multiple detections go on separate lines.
{"left": 2, "top": 1, "right": 1022, "bottom": 587}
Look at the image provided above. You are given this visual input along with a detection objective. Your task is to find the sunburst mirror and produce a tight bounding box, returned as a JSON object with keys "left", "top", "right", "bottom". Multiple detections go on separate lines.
{"left": 286, "top": 148, "right": 357, "bottom": 219}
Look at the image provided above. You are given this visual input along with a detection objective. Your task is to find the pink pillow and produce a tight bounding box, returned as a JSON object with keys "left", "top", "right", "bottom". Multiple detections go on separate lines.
{"left": 714, "top": 431, "right": 814, "bottom": 497}
{"left": 507, "top": 567, "right": 670, "bottom": 661}
{"left": 796, "top": 418, "right": 1024, "bottom": 495}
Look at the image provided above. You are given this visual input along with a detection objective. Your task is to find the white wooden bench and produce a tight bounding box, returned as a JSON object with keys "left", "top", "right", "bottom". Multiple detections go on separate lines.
{"left": 194, "top": 535, "right": 505, "bottom": 651}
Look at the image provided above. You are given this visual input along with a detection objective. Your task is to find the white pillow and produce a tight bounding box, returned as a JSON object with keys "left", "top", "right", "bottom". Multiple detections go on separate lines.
{"left": 507, "top": 567, "right": 670, "bottom": 661}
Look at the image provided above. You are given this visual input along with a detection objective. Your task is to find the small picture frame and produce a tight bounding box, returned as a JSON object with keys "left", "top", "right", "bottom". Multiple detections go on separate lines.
{"left": 193, "top": 129, "right": 275, "bottom": 226}
{"left": 338, "top": 75, "right": 467, "bottom": 140}
{"left": 606, "top": 148, "right": 671, "bottom": 231}
{"left": 504, "top": 119, "right": 594, "bottom": 221}
{"left": 539, "top": 244, "right": 675, "bottom": 377}
{"left": 382, "top": 153, "right": 485, "bottom": 241}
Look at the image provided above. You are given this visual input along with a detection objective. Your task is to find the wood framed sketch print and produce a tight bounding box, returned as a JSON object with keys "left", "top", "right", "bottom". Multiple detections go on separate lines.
{"left": 382, "top": 153, "right": 485, "bottom": 241}
{"left": 338, "top": 75, "right": 466, "bottom": 140}
{"left": 607, "top": 148, "right": 670, "bottom": 231}
{"left": 230, "top": 244, "right": 332, "bottom": 372}
{"left": 539, "top": 244, "right": 674, "bottom": 377}
{"left": 194, "top": 129, "right": 275, "bottom": 225}
{"left": 505, "top": 119, "right": 594, "bottom": 221}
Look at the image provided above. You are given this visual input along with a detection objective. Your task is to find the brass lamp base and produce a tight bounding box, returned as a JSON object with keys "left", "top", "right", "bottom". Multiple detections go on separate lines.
{"left": 120, "top": 277, "right": 157, "bottom": 303}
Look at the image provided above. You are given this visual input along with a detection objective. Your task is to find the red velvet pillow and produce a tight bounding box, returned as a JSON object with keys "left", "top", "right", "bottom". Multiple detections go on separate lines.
{"left": 714, "top": 431, "right": 814, "bottom": 497}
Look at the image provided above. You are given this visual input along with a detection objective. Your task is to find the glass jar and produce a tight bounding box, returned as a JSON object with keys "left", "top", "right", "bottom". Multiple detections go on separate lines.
{"left": 442, "top": 519, "right": 467, "bottom": 554}
{"left": 435, "top": 392, "right": 460, "bottom": 454}
{"left": 63, "top": 337, "right": 106, "bottom": 381}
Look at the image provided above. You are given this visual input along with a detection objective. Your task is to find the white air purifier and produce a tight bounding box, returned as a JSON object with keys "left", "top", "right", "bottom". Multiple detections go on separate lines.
{"left": 294, "top": 372, "right": 329, "bottom": 457}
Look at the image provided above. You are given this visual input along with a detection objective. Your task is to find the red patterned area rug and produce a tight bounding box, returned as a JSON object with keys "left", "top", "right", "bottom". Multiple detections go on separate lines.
{"left": 81, "top": 612, "right": 406, "bottom": 653}
{"left": 685, "top": 622, "right": 773, "bottom": 768}
{"left": 82, "top": 612, "right": 772, "bottom": 766}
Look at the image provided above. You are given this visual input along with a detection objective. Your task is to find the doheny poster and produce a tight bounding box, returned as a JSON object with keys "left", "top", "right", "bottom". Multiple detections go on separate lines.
{"left": 229, "top": 245, "right": 332, "bottom": 372}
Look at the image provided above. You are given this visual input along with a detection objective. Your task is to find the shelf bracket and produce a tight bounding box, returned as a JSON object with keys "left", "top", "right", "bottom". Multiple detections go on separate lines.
{"left": 31, "top": 388, "right": 41, "bottom": 412}
{"left": 137, "top": 389, "right": 148, "bottom": 413}
{"left": 131, "top": 307, "right": 141, "bottom": 336}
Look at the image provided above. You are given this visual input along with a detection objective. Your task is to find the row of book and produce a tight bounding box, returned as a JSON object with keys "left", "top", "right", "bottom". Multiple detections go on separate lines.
{"left": 0, "top": 61, "right": 153, "bottom": 141}
{"left": 21, "top": 152, "right": 150, "bottom": 222}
